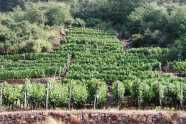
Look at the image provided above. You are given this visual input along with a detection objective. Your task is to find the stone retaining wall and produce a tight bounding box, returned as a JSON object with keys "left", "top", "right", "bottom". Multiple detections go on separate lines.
{"left": 0, "top": 110, "right": 186, "bottom": 124}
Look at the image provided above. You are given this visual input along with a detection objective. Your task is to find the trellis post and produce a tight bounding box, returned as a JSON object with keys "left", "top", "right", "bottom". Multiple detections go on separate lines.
{"left": 93, "top": 93, "right": 97, "bottom": 110}
{"left": 0, "top": 83, "right": 3, "bottom": 110}
{"left": 46, "top": 81, "right": 49, "bottom": 110}
{"left": 68, "top": 80, "right": 72, "bottom": 110}
{"left": 24, "top": 84, "right": 27, "bottom": 109}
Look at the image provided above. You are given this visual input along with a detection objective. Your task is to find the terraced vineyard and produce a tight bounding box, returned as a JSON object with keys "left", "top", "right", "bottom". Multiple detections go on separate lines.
{"left": 0, "top": 28, "right": 169, "bottom": 80}
{"left": 0, "top": 27, "right": 186, "bottom": 109}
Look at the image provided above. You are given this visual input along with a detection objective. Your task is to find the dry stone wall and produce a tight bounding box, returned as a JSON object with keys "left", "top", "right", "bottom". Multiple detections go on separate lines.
{"left": 0, "top": 110, "right": 186, "bottom": 124}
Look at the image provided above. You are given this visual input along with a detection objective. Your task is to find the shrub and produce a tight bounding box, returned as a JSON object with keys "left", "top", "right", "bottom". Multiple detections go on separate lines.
{"left": 72, "top": 18, "right": 86, "bottom": 27}
{"left": 0, "top": 19, "right": 52, "bottom": 53}
{"left": 170, "top": 61, "right": 186, "bottom": 73}
{"left": 26, "top": 39, "right": 53, "bottom": 53}
{"left": 112, "top": 81, "right": 125, "bottom": 104}
{"left": 27, "top": 83, "right": 45, "bottom": 108}
{"left": 96, "top": 82, "right": 107, "bottom": 105}
{"left": 71, "top": 81, "right": 88, "bottom": 106}
{"left": 49, "top": 82, "right": 69, "bottom": 107}
{"left": 86, "top": 79, "right": 107, "bottom": 105}
{"left": 85, "top": 18, "right": 103, "bottom": 27}
{"left": 173, "top": 35, "right": 186, "bottom": 59}
{"left": 45, "top": 3, "right": 72, "bottom": 26}
{"left": 139, "top": 80, "right": 156, "bottom": 104}
{"left": 0, "top": 0, "right": 25, "bottom": 12}
{"left": 128, "top": 3, "right": 169, "bottom": 47}
{"left": 163, "top": 81, "right": 177, "bottom": 105}
{"left": 86, "top": 79, "right": 102, "bottom": 103}
{"left": 24, "top": 3, "right": 46, "bottom": 24}
{"left": 2, "top": 83, "right": 22, "bottom": 107}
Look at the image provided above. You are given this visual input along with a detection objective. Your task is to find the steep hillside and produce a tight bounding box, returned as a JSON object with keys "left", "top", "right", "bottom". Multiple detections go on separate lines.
{"left": 0, "top": 27, "right": 186, "bottom": 108}
{"left": 1, "top": 27, "right": 184, "bottom": 81}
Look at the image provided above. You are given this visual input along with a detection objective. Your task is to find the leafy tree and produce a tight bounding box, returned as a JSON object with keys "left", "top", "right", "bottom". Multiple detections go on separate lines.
{"left": 45, "top": 3, "right": 72, "bottom": 26}
{"left": 107, "top": 0, "right": 145, "bottom": 24}
{"left": 173, "top": 35, "right": 186, "bottom": 59}
{"left": 0, "top": 0, "right": 25, "bottom": 11}
{"left": 24, "top": 3, "right": 46, "bottom": 24}
{"left": 128, "top": 3, "right": 169, "bottom": 47}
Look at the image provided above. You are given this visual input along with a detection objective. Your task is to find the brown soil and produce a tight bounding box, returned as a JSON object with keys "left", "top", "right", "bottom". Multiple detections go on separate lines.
{"left": 0, "top": 110, "right": 186, "bottom": 124}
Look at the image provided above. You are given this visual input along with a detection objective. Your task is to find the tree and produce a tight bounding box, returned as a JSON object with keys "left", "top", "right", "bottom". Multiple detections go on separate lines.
{"left": 45, "top": 3, "right": 72, "bottom": 26}
{"left": 107, "top": 0, "right": 145, "bottom": 25}
{"left": 0, "top": 0, "right": 25, "bottom": 11}
{"left": 173, "top": 35, "right": 186, "bottom": 59}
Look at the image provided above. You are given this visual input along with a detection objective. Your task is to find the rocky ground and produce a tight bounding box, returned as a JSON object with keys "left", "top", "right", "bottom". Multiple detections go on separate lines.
{"left": 0, "top": 110, "right": 186, "bottom": 124}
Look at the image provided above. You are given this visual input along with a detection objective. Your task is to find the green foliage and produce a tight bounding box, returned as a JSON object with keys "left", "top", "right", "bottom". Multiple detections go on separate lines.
{"left": 112, "top": 81, "right": 125, "bottom": 103}
{"left": 96, "top": 82, "right": 108, "bottom": 105}
{"left": 0, "top": 0, "right": 25, "bottom": 11}
{"left": 107, "top": 0, "right": 145, "bottom": 25}
{"left": 128, "top": 3, "right": 186, "bottom": 48}
{"left": 170, "top": 61, "right": 186, "bottom": 73}
{"left": 173, "top": 35, "right": 186, "bottom": 59}
{"left": 86, "top": 79, "right": 107, "bottom": 105}
{"left": 86, "top": 79, "right": 101, "bottom": 103}
{"left": 24, "top": 3, "right": 46, "bottom": 24}
{"left": 0, "top": 0, "right": 185, "bottom": 110}
{"left": 0, "top": 27, "right": 185, "bottom": 109}
{"left": 0, "top": 18, "right": 52, "bottom": 53}
{"left": 70, "top": 80, "right": 88, "bottom": 106}
{"left": 2, "top": 83, "right": 22, "bottom": 106}
{"left": 45, "top": 3, "right": 72, "bottom": 26}
{"left": 72, "top": 18, "right": 86, "bottom": 27}
{"left": 49, "top": 82, "right": 69, "bottom": 107}
{"left": 0, "top": 2, "right": 73, "bottom": 54}
{"left": 128, "top": 3, "right": 169, "bottom": 47}
{"left": 27, "top": 83, "right": 45, "bottom": 107}
{"left": 139, "top": 80, "right": 156, "bottom": 104}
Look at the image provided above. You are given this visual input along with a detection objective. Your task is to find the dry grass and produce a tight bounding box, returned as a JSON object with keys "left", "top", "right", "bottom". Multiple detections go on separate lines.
{"left": 38, "top": 116, "right": 64, "bottom": 124}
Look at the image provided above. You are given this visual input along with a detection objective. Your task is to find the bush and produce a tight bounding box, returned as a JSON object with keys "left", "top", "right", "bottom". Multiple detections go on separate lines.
{"left": 24, "top": 3, "right": 46, "bottom": 24}
{"left": 0, "top": 19, "right": 52, "bottom": 53}
{"left": 112, "top": 81, "right": 125, "bottom": 104}
{"left": 97, "top": 82, "right": 108, "bottom": 105}
{"left": 27, "top": 83, "right": 45, "bottom": 108}
{"left": 170, "top": 61, "right": 186, "bottom": 73}
{"left": 72, "top": 18, "right": 86, "bottom": 27}
{"left": 25, "top": 39, "right": 53, "bottom": 53}
{"left": 131, "top": 79, "right": 156, "bottom": 105}
{"left": 71, "top": 80, "right": 88, "bottom": 106}
{"left": 163, "top": 81, "right": 177, "bottom": 105}
{"left": 173, "top": 36, "right": 186, "bottom": 59}
{"left": 86, "top": 79, "right": 108, "bottom": 105}
{"left": 128, "top": 3, "right": 169, "bottom": 47}
{"left": 85, "top": 18, "right": 103, "bottom": 27}
{"left": 0, "top": 0, "right": 25, "bottom": 12}
{"left": 2, "top": 83, "right": 22, "bottom": 106}
{"left": 127, "top": 3, "right": 186, "bottom": 48}
{"left": 49, "top": 82, "right": 69, "bottom": 107}
{"left": 0, "top": 2, "right": 73, "bottom": 54}
{"left": 139, "top": 80, "right": 156, "bottom": 104}
{"left": 86, "top": 79, "right": 102, "bottom": 103}
{"left": 45, "top": 3, "right": 72, "bottom": 26}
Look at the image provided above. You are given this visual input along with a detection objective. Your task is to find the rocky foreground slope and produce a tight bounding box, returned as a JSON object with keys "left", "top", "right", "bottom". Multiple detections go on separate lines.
{"left": 0, "top": 110, "right": 186, "bottom": 124}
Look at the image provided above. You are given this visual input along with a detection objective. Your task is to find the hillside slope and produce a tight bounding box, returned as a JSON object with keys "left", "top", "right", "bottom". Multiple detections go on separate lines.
{"left": 0, "top": 27, "right": 186, "bottom": 108}
{"left": 0, "top": 27, "right": 185, "bottom": 82}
